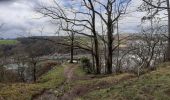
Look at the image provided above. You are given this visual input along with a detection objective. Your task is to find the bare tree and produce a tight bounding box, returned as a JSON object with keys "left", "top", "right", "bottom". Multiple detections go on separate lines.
{"left": 12, "top": 44, "right": 27, "bottom": 82}
{"left": 124, "top": 21, "right": 164, "bottom": 76}
{"left": 37, "top": 0, "right": 101, "bottom": 74}
{"left": 140, "top": 0, "right": 170, "bottom": 61}
{"left": 24, "top": 40, "right": 51, "bottom": 82}
{"left": 88, "top": 0, "right": 131, "bottom": 74}
{"left": 59, "top": 20, "right": 76, "bottom": 63}
{"left": 37, "top": 0, "right": 131, "bottom": 74}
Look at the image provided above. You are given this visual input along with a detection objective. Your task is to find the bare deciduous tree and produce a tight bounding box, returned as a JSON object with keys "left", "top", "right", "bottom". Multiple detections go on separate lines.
{"left": 140, "top": 0, "right": 170, "bottom": 61}
{"left": 37, "top": 0, "right": 131, "bottom": 74}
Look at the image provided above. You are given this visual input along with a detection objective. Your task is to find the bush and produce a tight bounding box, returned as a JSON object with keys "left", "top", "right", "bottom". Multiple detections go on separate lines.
{"left": 80, "top": 57, "right": 92, "bottom": 73}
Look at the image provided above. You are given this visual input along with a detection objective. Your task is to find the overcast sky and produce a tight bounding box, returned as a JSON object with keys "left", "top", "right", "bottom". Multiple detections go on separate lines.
{"left": 0, "top": 0, "right": 145, "bottom": 38}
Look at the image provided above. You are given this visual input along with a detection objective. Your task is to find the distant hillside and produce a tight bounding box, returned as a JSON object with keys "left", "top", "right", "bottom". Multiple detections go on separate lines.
{"left": 0, "top": 40, "right": 18, "bottom": 45}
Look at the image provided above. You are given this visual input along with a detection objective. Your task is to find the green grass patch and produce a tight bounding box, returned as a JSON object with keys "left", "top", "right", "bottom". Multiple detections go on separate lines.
{"left": 74, "top": 66, "right": 86, "bottom": 78}
{"left": 74, "top": 73, "right": 134, "bottom": 86}
{"left": 83, "top": 66, "right": 170, "bottom": 100}
{"left": 0, "top": 40, "right": 18, "bottom": 45}
{"left": 0, "top": 65, "right": 65, "bottom": 100}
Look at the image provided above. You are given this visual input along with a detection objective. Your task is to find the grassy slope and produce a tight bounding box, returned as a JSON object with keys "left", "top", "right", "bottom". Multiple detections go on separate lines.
{"left": 0, "top": 65, "right": 65, "bottom": 100}
{"left": 71, "top": 66, "right": 135, "bottom": 100}
{"left": 82, "top": 66, "right": 170, "bottom": 100}
{"left": 2, "top": 63, "right": 170, "bottom": 100}
{"left": 74, "top": 66, "right": 86, "bottom": 77}
{"left": 0, "top": 40, "right": 18, "bottom": 45}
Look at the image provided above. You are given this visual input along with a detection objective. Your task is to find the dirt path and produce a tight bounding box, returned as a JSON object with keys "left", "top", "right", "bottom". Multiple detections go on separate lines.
{"left": 63, "top": 64, "right": 77, "bottom": 83}
{"left": 32, "top": 64, "right": 78, "bottom": 100}
{"left": 32, "top": 64, "right": 135, "bottom": 100}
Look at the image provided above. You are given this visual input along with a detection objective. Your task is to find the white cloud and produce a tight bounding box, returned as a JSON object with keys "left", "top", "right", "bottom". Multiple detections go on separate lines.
{"left": 0, "top": 0, "right": 57, "bottom": 38}
{"left": 118, "top": 0, "right": 145, "bottom": 33}
{"left": 0, "top": 0, "right": 165, "bottom": 38}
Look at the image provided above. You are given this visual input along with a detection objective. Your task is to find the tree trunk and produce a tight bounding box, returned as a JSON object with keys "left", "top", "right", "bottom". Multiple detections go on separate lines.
{"left": 104, "top": 43, "right": 107, "bottom": 73}
{"left": 107, "top": 32, "right": 113, "bottom": 74}
{"left": 90, "top": 2, "right": 100, "bottom": 74}
{"left": 70, "top": 38, "right": 74, "bottom": 63}
{"left": 94, "top": 37, "right": 100, "bottom": 74}
{"left": 91, "top": 39, "right": 95, "bottom": 73}
{"left": 116, "top": 20, "right": 120, "bottom": 73}
{"left": 106, "top": 11, "right": 113, "bottom": 74}
{"left": 166, "top": 0, "right": 170, "bottom": 61}
{"left": 33, "top": 63, "right": 36, "bottom": 82}
{"left": 91, "top": 52, "right": 95, "bottom": 73}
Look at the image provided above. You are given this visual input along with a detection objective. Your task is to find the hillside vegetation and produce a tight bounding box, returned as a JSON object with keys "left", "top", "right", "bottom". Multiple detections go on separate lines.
{"left": 82, "top": 63, "right": 170, "bottom": 100}
{"left": 0, "top": 65, "right": 65, "bottom": 100}
{"left": 1, "top": 63, "right": 170, "bottom": 100}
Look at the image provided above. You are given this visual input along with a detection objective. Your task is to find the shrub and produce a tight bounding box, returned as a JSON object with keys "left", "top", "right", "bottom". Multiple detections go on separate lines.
{"left": 80, "top": 57, "right": 92, "bottom": 73}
